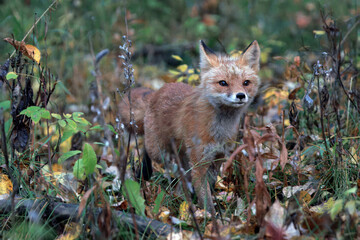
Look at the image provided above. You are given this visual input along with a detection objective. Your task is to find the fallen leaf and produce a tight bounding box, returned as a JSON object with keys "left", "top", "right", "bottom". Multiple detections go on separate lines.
{"left": 57, "top": 222, "right": 81, "bottom": 240}
{"left": 178, "top": 201, "right": 190, "bottom": 221}
{"left": 0, "top": 173, "right": 13, "bottom": 195}
{"left": 158, "top": 207, "right": 170, "bottom": 223}
{"left": 4, "top": 38, "right": 41, "bottom": 63}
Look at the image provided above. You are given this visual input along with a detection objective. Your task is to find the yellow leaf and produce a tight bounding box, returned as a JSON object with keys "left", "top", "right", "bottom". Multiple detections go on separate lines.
{"left": 299, "top": 190, "right": 312, "bottom": 205}
{"left": 177, "top": 64, "right": 188, "bottom": 72}
{"left": 188, "top": 69, "right": 194, "bottom": 74}
{"left": 0, "top": 174, "right": 13, "bottom": 195}
{"left": 168, "top": 70, "right": 180, "bottom": 76}
{"left": 264, "top": 88, "right": 278, "bottom": 99}
{"left": 58, "top": 222, "right": 81, "bottom": 240}
{"left": 52, "top": 163, "right": 63, "bottom": 176}
{"left": 324, "top": 197, "right": 335, "bottom": 211}
{"left": 60, "top": 136, "right": 72, "bottom": 153}
{"left": 284, "top": 119, "right": 290, "bottom": 126}
{"left": 25, "top": 44, "right": 41, "bottom": 63}
{"left": 179, "top": 201, "right": 190, "bottom": 221}
{"left": 158, "top": 207, "right": 170, "bottom": 223}
{"left": 188, "top": 74, "right": 199, "bottom": 83}
{"left": 171, "top": 55, "right": 183, "bottom": 61}
{"left": 313, "top": 30, "right": 325, "bottom": 35}
{"left": 176, "top": 76, "right": 184, "bottom": 82}
{"left": 230, "top": 50, "right": 242, "bottom": 58}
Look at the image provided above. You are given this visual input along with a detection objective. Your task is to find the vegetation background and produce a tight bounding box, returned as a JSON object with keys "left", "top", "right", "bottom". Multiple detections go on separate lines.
{"left": 0, "top": 0, "right": 359, "bottom": 239}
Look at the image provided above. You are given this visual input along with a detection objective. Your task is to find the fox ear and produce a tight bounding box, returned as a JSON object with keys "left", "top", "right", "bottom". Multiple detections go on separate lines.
{"left": 241, "top": 40, "right": 260, "bottom": 72}
{"left": 199, "top": 40, "right": 218, "bottom": 70}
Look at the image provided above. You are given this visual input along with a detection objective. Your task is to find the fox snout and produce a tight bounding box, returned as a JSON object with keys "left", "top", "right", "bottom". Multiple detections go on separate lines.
{"left": 230, "top": 92, "right": 248, "bottom": 105}
{"left": 236, "top": 92, "right": 247, "bottom": 101}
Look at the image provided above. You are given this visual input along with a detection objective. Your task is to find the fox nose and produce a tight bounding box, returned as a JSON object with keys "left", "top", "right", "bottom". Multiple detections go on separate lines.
{"left": 236, "top": 93, "right": 246, "bottom": 101}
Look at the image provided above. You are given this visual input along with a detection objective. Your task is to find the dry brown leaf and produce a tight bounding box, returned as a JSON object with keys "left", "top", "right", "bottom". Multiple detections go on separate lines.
{"left": 77, "top": 185, "right": 96, "bottom": 218}
{"left": 223, "top": 144, "right": 248, "bottom": 174}
{"left": 98, "top": 204, "right": 112, "bottom": 238}
{"left": 279, "top": 141, "right": 288, "bottom": 170}
{"left": 4, "top": 38, "right": 41, "bottom": 63}
{"left": 255, "top": 159, "right": 271, "bottom": 225}
{"left": 288, "top": 86, "right": 302, "bottom": 100}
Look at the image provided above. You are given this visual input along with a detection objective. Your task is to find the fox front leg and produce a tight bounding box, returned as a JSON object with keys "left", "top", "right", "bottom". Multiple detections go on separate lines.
{"left": 191, "top": 165, "right": 216, "bottom": 213}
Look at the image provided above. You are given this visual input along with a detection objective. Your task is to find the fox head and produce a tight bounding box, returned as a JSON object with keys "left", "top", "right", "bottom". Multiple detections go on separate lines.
{"left": 199, "top": 40, "right": 260, "bottom": 109}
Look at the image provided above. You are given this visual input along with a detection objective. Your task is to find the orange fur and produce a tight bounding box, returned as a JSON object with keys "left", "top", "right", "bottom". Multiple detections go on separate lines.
{"left": 143, "top": 40, "right": 261, "bottom": 212}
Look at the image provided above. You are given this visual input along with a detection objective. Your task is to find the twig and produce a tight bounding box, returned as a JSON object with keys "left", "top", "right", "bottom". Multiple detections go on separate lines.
{"left": 9, "top": 0, "right": 58, "bottom": 59}
{"left": 0, "top": 198, "right": 176, "bottom": 238}
{"left": 340, "top": 19, "right": 360, "bottom": 46}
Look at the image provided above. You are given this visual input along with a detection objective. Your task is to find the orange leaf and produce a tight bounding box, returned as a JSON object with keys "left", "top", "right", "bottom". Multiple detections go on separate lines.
{"left": 4, "top": 38, "right": 41, "bottom": 63}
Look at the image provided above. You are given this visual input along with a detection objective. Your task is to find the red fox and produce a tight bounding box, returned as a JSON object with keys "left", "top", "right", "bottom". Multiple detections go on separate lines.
{"left": 120, "top": 40, "right": 260, "bottom": 212}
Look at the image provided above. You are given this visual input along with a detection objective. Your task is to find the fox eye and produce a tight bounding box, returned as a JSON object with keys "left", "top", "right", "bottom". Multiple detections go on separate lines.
{"left": 243, "top": 80, "right": 251, "bottom": 86}
{"left": 219, "top": 80, "right": 228, "bottom": 87}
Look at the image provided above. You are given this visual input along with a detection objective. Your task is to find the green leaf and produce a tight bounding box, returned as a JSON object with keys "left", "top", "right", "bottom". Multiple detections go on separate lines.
{"left": 75, "top": 122, "right": 89, "bottom": 132}
{"left": 58, "top": 150, "right": 82, "bottom": 164}
{"left": 6, "top": 72, "right": 18, "bottom": 80}
{"left": 344, "top": 187, "right": 357, "bottom": 196}
{"left": 77, "top": 118, "right": 91, "bottom": 126}
{"left": 39, "top": 108, "right": 51, "bottom": 119}
{"left": 66, "top": 119, "right": 77, "bottom": 130}
{"left": 330, "top": 199, "right": 343, "bottom": 221}
{"left": 0, "top": 100, "right": 11, "bottom": 111}
{"left": 63, "top": 113, "right": 72, "bottom": 119}
{"left": 51, "top": 113, "right": 62, "bottom": 120}
{"left": 82, "top": 143, "right": 97, "bottom": 175}
{"left": 5, "top": 118, "right": 12, "bottom": 138}
{"left": 20, "top": 106, "right": 41, "bottom": 117}
{"left": 72, "top": 112, "right": 84, "bottom": 122}
{"left": 73, "top": 158, "right": 86, "bottom": 180}
{"left": 31, "top": 111, "right": 41, "bottom": 124}
{"left": 122, "top": 179, "right": 145, "bottom": 216}
{"left": 345, "top": 200, "right": 356, "bottom": 215}
{"left": 58, "top": 119, "right": 67, "bottom": 128}
{"left": 114, "top": 149, "right": 120, "bottom": 156}
{"left": 90, "top": 125, "right": 103, "bottom": 131}
{"left": 60, "top": 129, "right": 76, "bottom": 143}
{"left": 107, "top": 124, "right": 117, "bottom": 135}
{"left": 153, "top": 190, "right": 165, "bottom": 214}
